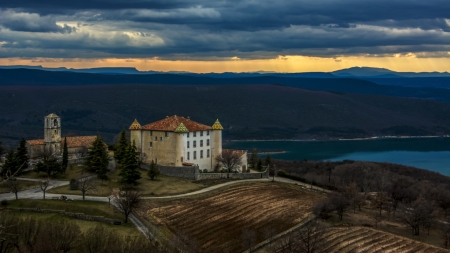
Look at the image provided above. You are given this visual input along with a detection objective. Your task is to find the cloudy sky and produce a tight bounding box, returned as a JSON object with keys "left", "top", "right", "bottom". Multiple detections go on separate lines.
{"left": 0, "top": 0, "right": 449, "bottom": 72}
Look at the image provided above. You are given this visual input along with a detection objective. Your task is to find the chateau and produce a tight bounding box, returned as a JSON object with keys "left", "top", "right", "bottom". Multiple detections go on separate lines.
{"left": 26, "top": 113, "right": 96, "bottom": 158}
{"left": 129, "top": 116, "right": 247, "bottom": 172}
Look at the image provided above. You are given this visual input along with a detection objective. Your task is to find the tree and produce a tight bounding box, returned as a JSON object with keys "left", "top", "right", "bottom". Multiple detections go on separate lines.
{"left": 5, "top": 176, "right": 21, "bottom": 200}
{"left": 147, "top": 160, "right": 160, "bottom": 180}
{"left": 85, "top": 136, "right": 110, "bottom": 181}
{"left": 35, "top": 157, "right": 62, "bottom": 176}
{"left": 256, "top": 158, "right": 263, "bottom": 171}
{"left": 114, "top": 189, "right": 142, "bottom": 223}
{"left": 0, "top": 141, "right": 4, "bottom": 156}
{"left": 16, "top": 138, "right": 29, "bottom": 171}
{"left": 296, "top": 219, "right": 326, "bottom": 253}
{"left": 114, "top": 129, "right": 128, "bottom": 164}
{"left": 313, "top": 199, "right": 333, "bottom": 220}
{"left": 0, "top": 149, "right": 20, "bottom": 177}
{"left": 39, "top": 179, "right": 50, "bottom": 199}
{"left": 61, "top": 137, "right": 69, "bottom": 173}
{"left": 249, "top": 148, "right": 259, "bottom": 169}
{"left": 78, "top": 176, "right": 98, "bottom": 200}
{"left": 265, "top": 154, "right": 271, "bottom": 166}
{"left": 216, "top": 149, "right": 243, "bottom": 178}
{"left": 329, "top": 192, "right": 349, "bottom": 221}
{"left": 400, "top": 198, "right": 435, "bottom": 235}
{"left": 119, "top": 142, "right": 141, "bottom": 186}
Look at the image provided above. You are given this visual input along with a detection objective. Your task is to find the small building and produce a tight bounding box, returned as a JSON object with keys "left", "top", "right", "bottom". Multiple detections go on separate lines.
{"left": 26, "top": 113, "right": 96, "bottom": 158}
{"left": 129, "top": 115, "right": 247, "bottom": 172}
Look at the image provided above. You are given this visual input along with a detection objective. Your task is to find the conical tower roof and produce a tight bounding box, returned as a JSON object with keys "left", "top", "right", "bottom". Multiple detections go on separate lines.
{"left": 174, "top": 122, "right": 189, "bottom": 133}
{"left": 129, "top": 119, "right": 142, "bottom": 130}
{"left": 212, "top": 119, "right": 224, "bottom": 130}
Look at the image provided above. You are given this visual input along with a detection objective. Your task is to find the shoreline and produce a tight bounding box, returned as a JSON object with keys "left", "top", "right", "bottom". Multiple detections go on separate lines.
{"left": 227, "top": 135, "right": 450, "bottom": 142}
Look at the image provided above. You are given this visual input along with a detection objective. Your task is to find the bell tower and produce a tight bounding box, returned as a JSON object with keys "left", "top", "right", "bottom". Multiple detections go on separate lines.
{"left": 44, "top": 113, "right": 61, "bottom": 155}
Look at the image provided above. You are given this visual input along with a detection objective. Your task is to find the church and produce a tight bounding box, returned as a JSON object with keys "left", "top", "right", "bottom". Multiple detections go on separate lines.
{"left": 26, "top": 113, "right": 96, "bottom": 159}
{"left": 129, "top": 115, "right": 247, "bottom": 172}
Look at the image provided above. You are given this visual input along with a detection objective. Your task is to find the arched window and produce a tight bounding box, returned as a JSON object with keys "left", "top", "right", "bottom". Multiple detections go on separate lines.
{"left": 54, "top": 119, "right": 58, "bottom": 127}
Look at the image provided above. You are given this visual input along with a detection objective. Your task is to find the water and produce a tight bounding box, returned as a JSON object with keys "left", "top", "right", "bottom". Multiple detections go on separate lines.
{"left": 223, "top": 138, "right": 450, "bottom": 176}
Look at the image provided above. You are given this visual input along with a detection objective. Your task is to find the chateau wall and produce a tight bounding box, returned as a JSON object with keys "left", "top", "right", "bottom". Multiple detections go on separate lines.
{"left": 139, "top": 130, "right": 182, "bottom": 166}
{"left": 197, "top": 168, "right": 269, "bottom": 180}
{"left": 182, "top": 130, "right": 213, "bottom": 171}
{"left": 141, "top": 164, "right": 199, "bottom": 180}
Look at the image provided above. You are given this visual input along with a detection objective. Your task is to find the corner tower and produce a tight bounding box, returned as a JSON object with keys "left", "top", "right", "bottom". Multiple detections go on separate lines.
{"left": 44, "top": 113, "right": 61, "bottom": 154}
{"left": 211, "top": 119, "right": 223, "bottom": 165}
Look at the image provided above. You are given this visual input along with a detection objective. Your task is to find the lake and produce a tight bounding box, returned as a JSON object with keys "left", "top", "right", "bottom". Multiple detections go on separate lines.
{"left": 223, "top": 138, "right": 450, "bottom": 176}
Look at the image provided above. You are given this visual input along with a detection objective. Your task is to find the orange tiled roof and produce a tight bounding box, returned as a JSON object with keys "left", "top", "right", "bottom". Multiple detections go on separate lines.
{"left": 141, "top": 115, "right": 212, "bottom": 132}
{"left": 27, "top": 139, "right": 45, "bottom": 146}
{"left": 62, "top": 136, "right": 96, "bottom": 148}
{"left": 222, "top": 149, "right": 247, "bottom": 158}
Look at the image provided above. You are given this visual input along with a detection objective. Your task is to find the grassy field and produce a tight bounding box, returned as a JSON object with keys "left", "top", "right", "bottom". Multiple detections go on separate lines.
{"left": 48, "top": 168, "right": 229, "bottom": 197}
{"left": 20, "top": 164, "right": 93, "bottom": 180}
{"left": 4, "top": 199, "right": 141, "bottom": 238}
{"left": 143, "top": 182, "right": 324, "bottom": 253}
{"left": 0, "top": 180, "right": 41, "bottom": 194}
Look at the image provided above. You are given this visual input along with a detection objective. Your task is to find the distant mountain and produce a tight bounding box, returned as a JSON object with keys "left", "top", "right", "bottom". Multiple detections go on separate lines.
{"left": 1, "top": 68, "right": 450, "bottom": 102}
{"left": 1, "top": 65, "right": 449, "bottom": 78}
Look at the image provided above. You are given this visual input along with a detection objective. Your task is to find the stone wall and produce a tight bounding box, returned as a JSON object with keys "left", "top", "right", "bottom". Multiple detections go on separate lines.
{"left": 141, "top": 164, "right": 269, "bottom": 181}
{"left": 141, "top": 164, "right": 199, "bottom": 180}
{"left": 197, "top": 167, "right": 269, "bottom": 180}
{"left": 11, "top": 208, "right": 122, "bottom": 225}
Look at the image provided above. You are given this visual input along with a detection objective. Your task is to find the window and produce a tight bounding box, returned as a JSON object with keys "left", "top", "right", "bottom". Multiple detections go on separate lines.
{"left": 200, "top": 140, "right": 203, "bottom": 147}
{"left": 149, "top": 131, "right": 152, "bottom": 136}
{"left": 154, "top": 136, "right": 157, "bottom": 141}
{"left": 200, "top": 131, "right": 203, "bottom": 137}
{"left": 149, "top": 142, "right": 152, "bottom": 147}
{"left": 193, "top": 141, "right": 197, "bottom": 148}
{"left": 207, "top": 131, "right": 210, "bottom": 136}
{"left": 207, "top": 149, "right": 210, "bottom": 158}
{"left": 207, "top": 139, "right": 210, "bottom": 146}
{"left": 187, "top": 133, "right": 190, "bottom": 138}
{"left": 165, "top": 132, "right": 169, "bottom": 137}
{"left": 187, "top": 152, "right": 190, "bottom": 160}
{"left": 200, "top": 150, "right": 203, "bottom": 158}
{"left": 193, "top": 132, "right": 197, "bottom": 137}
{"left": 194, "top": 151, "right": 197, "bottom": 160}
{"left": 187, "top": 141, "right": 190, "bottom": 148}
{"left": 181, "top": 156, "right": 183, "bottom": 162}
{"left": 160, "top": 137, "right": 163, "bottom": 141}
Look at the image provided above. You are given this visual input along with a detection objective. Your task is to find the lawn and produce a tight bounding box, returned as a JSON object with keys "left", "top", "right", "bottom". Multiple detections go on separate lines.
{"left": 48, "top": 168, "right": 211, "bottom": 197}
{"left": 0, "top": 180, "right": 41, "bottom": 194}
{"left": 4, "top": 199, "right": 141, "bottom": 238}
{"left": 20, "top": 164, "right": 93, "bottom": 180}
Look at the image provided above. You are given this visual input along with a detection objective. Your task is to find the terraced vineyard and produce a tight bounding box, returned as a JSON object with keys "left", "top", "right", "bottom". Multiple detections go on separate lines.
{"left": 297, "top": 227, "right": 449, "bottom": 253}
{"left": 147, "top": 183, "right": 323, "bottom": 253}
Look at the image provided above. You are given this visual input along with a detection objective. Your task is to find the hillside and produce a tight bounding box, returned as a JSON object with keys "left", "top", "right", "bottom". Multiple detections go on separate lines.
{"left": 1, "top": 84, "right": 450, "bottom": 145}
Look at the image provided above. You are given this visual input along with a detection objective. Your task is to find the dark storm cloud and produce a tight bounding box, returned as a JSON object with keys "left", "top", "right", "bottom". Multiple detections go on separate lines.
{"left": 0, "top": 0, "right": 449, "bottom": 59}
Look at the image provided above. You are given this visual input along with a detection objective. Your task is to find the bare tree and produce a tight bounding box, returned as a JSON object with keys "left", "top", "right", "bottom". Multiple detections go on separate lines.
{"left": 4, "top": 170, "right": 21, "bottom": 200}
{"left": 78, "top": 176, "right": 98, "bottom": 200}
{"left": 442, "top": 221, "right": 450, "bottom": 249}
{"left": 39, "top": 179, "right": 50, "bottom": 199}
{"left": 216, "top": 149, "right": 243, "bottom": 178}
{"left": 400, "top": 198, "right": 435, "bottom": 236}
{"left": 296, "top": 219, "right": 326, "bottom": 253}
{"left": 329, "top": 192, "right": 349, "bottom": 221}
{"left": 114, "top": 189, "right": 142, "bottom": 223}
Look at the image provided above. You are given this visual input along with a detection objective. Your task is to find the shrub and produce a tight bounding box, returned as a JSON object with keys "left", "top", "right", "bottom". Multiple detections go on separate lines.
{"left": 313, "top": 198, "right": 333, "bottom": 220}
{"left": 1, "top": 199, "right": 8, "bottom": 207}
{"left": 203, "top": 169, "right": 208, "bottom": 173}
{"left": 69, "top": 178, "right": 79, "bottom": 190}
{"left": 278, "top": 170, "right": 287, "bottom": 176}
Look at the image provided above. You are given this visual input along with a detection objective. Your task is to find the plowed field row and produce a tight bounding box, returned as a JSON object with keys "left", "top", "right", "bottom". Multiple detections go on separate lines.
{"left": 148, "top": 184, "right": 323, "bottom": 253}
{"left": 318, "top": 227, "right": 449, "bottom": 253}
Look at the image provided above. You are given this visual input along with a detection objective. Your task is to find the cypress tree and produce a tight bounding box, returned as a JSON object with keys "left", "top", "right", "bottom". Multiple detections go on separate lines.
{"left": 265, "top": 154, "right": 272, "bottom": 166}
{"left": 119, "top": 142, "right": 141, "bottom": 186}
{"left": 16, "top": 138, "right": 28, "bottom": 171}
{"left": 257, "top": 158, "right": 263, "bottom": 171}
{"left": 1, "top": 150, "right": 20, "bottom": 177}
{"left": 114, "top": 130, "right": 128, "bottom": 164}
{"left": 147, "top": 160, "right": 160, "bottom": 180}
{"left": 85, "top": 136, "right": 110, "bottom": 181}
{"left": 61, "top": 137, "right": 69, "bottom": 173}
